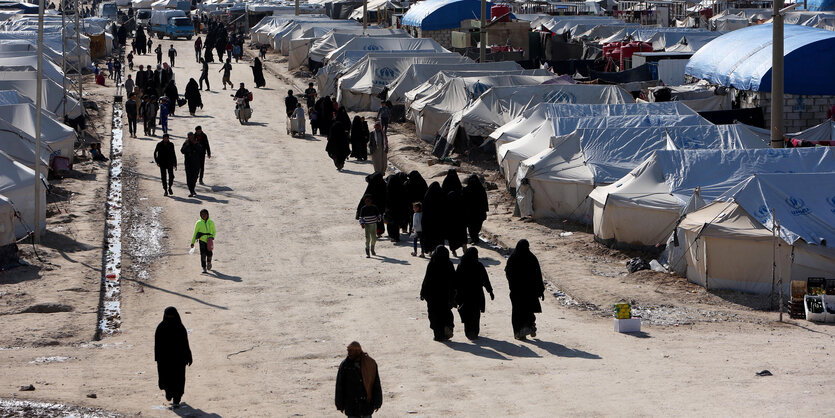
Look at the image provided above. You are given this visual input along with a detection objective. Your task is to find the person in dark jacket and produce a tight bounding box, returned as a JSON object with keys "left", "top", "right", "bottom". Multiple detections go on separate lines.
{"left": 420, "top": 246, "right": 456, "bottom": 341}
{"left": 164, "top": 80, "right": 178, "bottom": 117}
{"left": 142, "top": 95, "right": 159, "bottom": 136}
{"left": 445, "top": 190, "right": 468, "bottom": 257}
{"left": 180, "top": 132, "right": 204, "bottom": 197}
{"left": 155, "top": 307, "right": 192, "bottom": 409}
{"left": 349, "top": 116, "right": 368, "bottom": 161}
{"left": 154, "top": 134, "right": 177, "bottom": 196}
{"left": 420, "top": 182, "right": 445, "bottom": 255}
{"left": 358, "top": 195, "right": 382, "bottom": 258}
{"left": 455, "top": 247, "right": 494, "bottom": 340}
{"left": 505, "top": 239, "right": 545, "bottom": 340}
{"left": 125, "top": 93, "right": 138, "bottom": 137}
{"left": 335, "top": 341, "right": 382, "bottom": 417}
{"left": 356, "top": 172, "right": 386, "bottom": 237}
{"left": 135, "top": 64, "right": 147, "bottom": 91}
{"left": 184, "top": 78, "right": 202, "bottom": 116}
{"left": 462, "top": 174, "right": 489, "bottom": 244}
{"left": 284, "top": 90, "right": 298, "bottom": 117}
{"left": 385, "top": 172, "right": 410, "bottom": 242}
{"left": 251, "top": 57, "right": 266, "bottom": 88}
{"left": 194, "top": 126, "right": 211, "bottom": 184}
{"left": 326, "top": 120, "right": 351, "bottom": 171}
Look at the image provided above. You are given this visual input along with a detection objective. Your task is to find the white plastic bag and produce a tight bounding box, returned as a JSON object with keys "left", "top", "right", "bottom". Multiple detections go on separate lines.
{"left": 188, "top": 246, "right": 195, "bottom": 255}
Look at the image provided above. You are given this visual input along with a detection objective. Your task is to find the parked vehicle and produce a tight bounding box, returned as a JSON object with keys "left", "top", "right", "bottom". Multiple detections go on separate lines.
{"left": 149, "top": 9, "right": 194, "bottom": 39}
{"left": 136, "top": 9, "right": 152, "bottom": 27}
{"left": 97, "top": 1, "right": 118, "bottom": 20}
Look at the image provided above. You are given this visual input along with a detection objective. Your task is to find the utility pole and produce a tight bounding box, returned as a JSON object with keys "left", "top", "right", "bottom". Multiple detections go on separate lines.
{"left": 363, "top": 0, "right": 368, "bottom": 33}
{"left": 770, "top": 0, "right": 784, "bottom": 148}
{"left": 34, "top": 0, "right": 44, "bottom": 244}
{"left": 479, "top": 0, "right": 486, "bottom": 62}
{"left": 75, "top": 0, "right": 84, "bottom": 117}
{"left": 61, "top": 2, "right": 67, "bottom": 117}
{"left": 295, "top": 0, "right": 299, "bottom": 16}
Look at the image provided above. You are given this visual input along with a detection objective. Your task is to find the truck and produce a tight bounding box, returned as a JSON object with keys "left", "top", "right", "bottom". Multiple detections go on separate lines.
{"left": 97, "top": 1, "right": 118, "bottom": 20}
{"left": 149, "top": 9, "right": 194, "bottom": 40}
{"left": 136, "top": 9, "right": 152, "bottom": 27}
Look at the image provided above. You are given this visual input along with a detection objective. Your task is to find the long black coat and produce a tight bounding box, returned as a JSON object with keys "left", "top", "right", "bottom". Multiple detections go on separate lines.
{"left": 405, "top": 170, "right": 428, "bottom": 205}
{"left": 252, "top": 58, "right": 266, "bottom": 88}
{"left": 445, "top": 190, "right": 468, "bottom": 251}
{"left": 155, "top": 307, "right": 192, "bottom": 399}
{"left": 355, "top": 172, "right": 386, "bottom": 220}
{"left": 335, "top": 357, "right": 382, "bottom": 416}
{"left": 153, "top": 140, "right": 177, "bottom": 168}
{"left": 315, "top": 97, "right": 333, "bottom": 136}
{"left": 349, "top": 117, "right": 368, "bottom": 160}
{"left": 441, "top": 169, "right": 463, "bottom": 195}
{"left": 420, "top": 182, "right": 445, "bottom": 252}
{"left": 385, "top": 172, "right": 410, "bottom": 231}
{"left": 326, "top": 121, "right": 351, "bottom": 164}
{"left": 184, "top": 79, "right": 202, "bottom": 114}
{"left": 420, "top": 247, "right": 456, "bottom": 333}
{"left": 455, "top": 247, "right": 493, "bottom": 314}
{"left": 180, "top": 140, "right": 204, "bottom": 173}
{"left": 505, "top": 239, "right": 545, "bottom": 313}
{"left": 463, "top": 174, "right": 488, "bottom": 223}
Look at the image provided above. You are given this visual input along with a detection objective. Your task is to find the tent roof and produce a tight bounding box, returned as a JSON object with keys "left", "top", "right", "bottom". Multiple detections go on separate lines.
{"left": 402, "top": 0, "right": 493, "bottom": 31}
{"left": 685, "top": 24, "right": 835, "bottom": 94}
{"left": 387, "top": 61, "right": 521, "bottom": 104}
{"left": 324, "top": 36, "right": 447, "bottom": 62}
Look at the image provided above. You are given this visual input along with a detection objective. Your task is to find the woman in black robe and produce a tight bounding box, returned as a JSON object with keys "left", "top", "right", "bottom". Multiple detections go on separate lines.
{"left": 405, "top": 171, "right": 428, "bottom": 205}
{"left": 349, "top": 116, "right": 368, "bottom": 160}
{"left": 441, "top": 169, "right": 463, "bottom": 195}
{"left": 335, "top": 107, "right": 351, "bottom": 134}
{"left": 385, "top": 172, "right": 410, "bottom": 242}
{"left": 183, "top": 78, "right": 202, "bottom": 116}
{"left": 164, "top": 80, "right": 179, "bottom": 116}
{"left": 505, "top": 239, "right": 545, "bottom": 340}
{"left": 315, "top": 96, "right": 333, "bottom": 136}
{"left": 420, "top": 246, "right": 456, "bottom": 341}
{"left": 356, "top": 172, "right": 387, "bottom": 237}
{"left": 445, "top": 190, "right": 468, "bottom": 256}
{"left": 420, "top": 182, "right": 445, "bottom": 255}
{"left": 326, "top": 120, "right": 351, "bottom": 170}
{"left": 251, "top": 57, "right": 266, "bottom": 88}
{"left": 455, "top": 247, "right": 494, "bottom": 340}
{"left": 204, "top": 43, "right": 214, "bottom": 63}
{"left": 462, "top": 174, "right": 488, "bottom": 244}
{"left": 155, "top": 307, "right": 192, "bottom": 408}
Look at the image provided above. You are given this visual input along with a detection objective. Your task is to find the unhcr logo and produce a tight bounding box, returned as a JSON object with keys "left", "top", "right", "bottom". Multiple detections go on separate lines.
{"left": 755, "top": 205, "right": 771, "bottom": 224}
{"left": 373, "top": 67, "right": 401, "bottom": 86}
{"left": 785, "top": 196, "right": 811, "bottom": 216}
{"left": 827, "top": 195, "right": 835, "bottom": 213}
{"left": 363, "top": 43, "right": 382, "bottom": 51}
{"left": 543, "top": 89, "right": 577, "bottom": 104}
{"left": 470, "top": 81, "right": 490, "bottom": 98}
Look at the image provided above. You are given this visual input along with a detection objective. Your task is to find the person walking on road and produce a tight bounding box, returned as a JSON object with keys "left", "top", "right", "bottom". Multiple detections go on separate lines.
{"left": 284, "top": 90, "right": 298, "bottom": 118}
{"left": 219, "top": 59, "right": 233, "bottom": 90}
{"left": 455, "top": 247, "right": 494, "bottom": 340}
{"left": 184, "top": 78, "right": 202, "bottom": 116}
{"left": 181, "top": 132, "right": 204, "bottom": 197}
{"left": 155, "top": 44, "right": 163, "bottom": 66}
{"left": 168, "top": 44, "right": 177, "bottom": 67}
{"left": 124, "top": 74, "right": 135, "bottom": 97}
{"left": 159, "top": 97, "right": 170, "bottom": 135}
{"left": 349, "top": 116, "right": 369, "bottom": 161}
{"left": 194, "top": 126, "right": 211, "bottom": 184}
{"left": 376, "top": 101, "right": 391, "bottom": 132}
{"left": 369, "top": 122, "right": 388, "bottom": 174}
{"left": 304, "top": 82, "right": 316, "bottom": 109}
{"left": 190, "top": 208, "right": 216, "bottom": 272}
{"left": 326, "top": 120, "right": 351, "bottom": 171}
{"left": 155, "top": 306, "right": 192, "bottom": 409}
{"left": 147, "top": 38, "right": 153, "bottom": 56}
{"left": 194, "top": 37, "right": 202, "bottom": 62}
{"left": 505, "top": 239, "right": 545, "bottom": 340}
{"left": 358, "top": 195, "right": 382, "bottom": 258}
{"left": 199, "top": 58, "right": 210, "bottom": 91}
{"left": 251, "top": 57, "right": 266, "bottom": 88}
{"left": 463, "top": 174, "right": 489, "bottom": 244}
{"left": 335, "top": 341, "right": 382, "bottom": 417}
{"left": 154, "top": 133, "right": 177, "bottom": 196}
{"left": 420, "top": 246, "right": 456, "bottom": 341}
{"left": 125, "top": 93, "right": 138, "bottom": 138}
{"left": 410, "top": 202, "right": 424, "bottom": 257}
{"left": 143, "top": 95, "right": 159, "bottom": 136}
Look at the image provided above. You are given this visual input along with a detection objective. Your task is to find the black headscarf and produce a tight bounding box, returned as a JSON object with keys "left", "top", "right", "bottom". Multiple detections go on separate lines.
{"left": 154, "top": 307, "right": 192, "bottom": 365}
{"left": 462, "top": 174, "right": 488, "bottom": 222}
{"left": 336, "top": 107, "right": 351, "bottom": 132}
{"left": 405, "top": 170, "right": 428, "bottom": 205}
{"left": 441, "top": 169, "right": 463, "bottom": 195}
{"left": 455, "top": 247, "right": 493, "bottom": 313}
{"left": 505, "top": 239, "right": 545, "bottom": 309}
{"left": 420, "top": 182, "right": 445, "bottom": 252}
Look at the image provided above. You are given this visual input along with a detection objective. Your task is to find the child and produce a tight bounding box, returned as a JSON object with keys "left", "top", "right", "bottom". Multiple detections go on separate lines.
{"left": 159, "top": 97, "right": 169, "bottom": 135}
{"left": 358, "top": 194, "right": 382, "bottom": 258}
{"left": 90, "top": 143, "right": 108, "bottom": 161}
{"left": 410, "top": 202, "right": 424, "bottom": 257}
{"left": 309, "top": 108, "right": 319, "bottom": 135}
{"left": 127, "top": 52, "right": 134, "bottom": 70}
{"left": 106, "top": 59, "right": 114, "bottom": 80}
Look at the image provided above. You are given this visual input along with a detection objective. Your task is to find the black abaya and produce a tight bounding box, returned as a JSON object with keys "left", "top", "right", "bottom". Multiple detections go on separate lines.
{"left": 405, "top": 170, "right": 429, "bottom": 205}
{"left": 504, "top": 239, "right": 545, "bottom": 338}
{"left": 356, "top": 172, "right": 387, "bottom": 220}
{"left": 164, "top": 81, "right": 178, "bottom": 115}
{"left": 385, "top": 172, "right": 410, "bottom": 241}
{"left": 184, "top": 78, "right": 202, "bottom": 115}
{"left": 462, "top": 174, "right": 488, "bottom": 243}
{"left": 420, "top": 182, "right": 445, "bottom": 253}
{"left": 349, "top": 116, "right": 368, "bottom": 160}
{"left": 252, "top": 57, "right": 266, "bottom": 88}
{"left": 441, "top": 169, "right": 463, "bottom": 195}
{"left": 326, "top": 120, "right": 350, "bottom": 170}
{"left": 154, "top": 307, "right": 192, "bottom": 404}
{"left": 445, "top": 190, "right": 468, "bottom": 253}
{"left": 315, "top": 97, "right": 333, "bottom": 136}
{"left": 420, "top": 246, "right": 456, "bottom": 341}
{"left": 455, "top": 247, "right": 493, "bottom": 339}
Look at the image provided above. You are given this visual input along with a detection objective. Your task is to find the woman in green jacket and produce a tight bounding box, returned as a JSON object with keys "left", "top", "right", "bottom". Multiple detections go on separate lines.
{"left": 190, "top": 209, "right": 216, "bottom": 273}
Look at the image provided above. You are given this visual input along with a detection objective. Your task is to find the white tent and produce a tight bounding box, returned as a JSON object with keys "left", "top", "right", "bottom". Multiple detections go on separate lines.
{"left": 132, "top": 0, "right": 156, "bottom": 8}
{"left": 590, "top": 147, "right": 835, "bottom": 247}
{"left": 0, "top": 103, "right": 76, "bottom": 166}
{"left": 386, "top": 61, "right": 523, "bottom": 105}
{"left": 271, "top": 20, "right": 361, "bottom": 52}
{"left": 678, "top": 172, "right": 835, "bottom": 294}
{"left": 323, "top": 37, "right": 448, "bottom": 63}
{"left": 0, "top": 194, "right": 16, "bottom": 247}
{"left": 499, "top": 113, "right": 712, "bottom": 186}
{"left": 0, "top": 31, "right": 90, "bottom": 68}
{"left": 0, "top": 78, "right": 82, "bottom": 119}
{"left": 737, "top": 120, "right": 835, "bottom": 143}
{"left": 151, "top": 0, "right": 180, "bottom": 9}
{"left": 337, "top": 54, "right": 473, "bottom": 111}
{"left": 0, "top": 40, "right": 64, "bottom": 68}
{"left": 0, "top": 54, "right": 66, "bottom": 86}
{"left": 410, "top": 74, "right": 558, "bottom": 142}
{"left": 0, "top": 90, "right": 32, "bottom": 106}
{"left": 0, "top": 118, "right": 53, "bottom": 168}
{"left": 442, "top": 84, "right": 634, "bottom": 155}
{"left": 288, "top": 28, "right": 406, "bottom": 69}
{"left": 0, "top": 150, "right": 46, "bottom": 238}
{"left": 348, "top": 0, "right": 401, "bottom": 20}
{"left": 514, "top": 124, "right": 769, "bottom": 221}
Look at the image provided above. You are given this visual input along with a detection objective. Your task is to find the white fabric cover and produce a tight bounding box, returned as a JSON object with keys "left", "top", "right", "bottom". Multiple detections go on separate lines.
{"left": 0, "top": 150, "right": 46, "bottom": 238}
{"left": 0, "top": 103, "right": 76, "bottom": 165}
{"left": 0, "top": 90, "right": 31, "bottom": 106}
{"left": 515, "top": 124, "right": 769, "bottom": 221}
{"left": 0, "top": 78, "right": 82, "bottom": 119}
{"left": 590, "top": 147, "right": 835, "bottom": 246}
{"left": 0, "top": 194, "right": 16, "bottom": 246}
{"left": 0, "top": 54, "right": 66, "bottom": 86}
{"left": 387, "top": 61, "right": 522, "bottom": 105}
{"left": 323, "top": 37, "right": 448, "bottom": 63}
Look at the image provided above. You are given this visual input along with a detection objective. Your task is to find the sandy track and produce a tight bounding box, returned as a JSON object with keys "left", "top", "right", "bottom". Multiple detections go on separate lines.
{"left": 1, "top": 39, "right": 834, "bottom": 417}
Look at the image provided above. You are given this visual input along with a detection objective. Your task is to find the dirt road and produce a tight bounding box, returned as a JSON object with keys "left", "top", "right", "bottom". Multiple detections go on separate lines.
{"left": 1, "top": 38, "right": 834, "bottom": 416}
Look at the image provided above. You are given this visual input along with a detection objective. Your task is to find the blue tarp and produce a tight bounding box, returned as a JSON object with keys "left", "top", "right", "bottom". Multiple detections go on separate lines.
{"left": 685, "top": 24, "right": 835, "bottom": 95}
{"left": 802, "top": 0, "right": 835, "bottom": 11}
{"left": 402, "top": 0, "right": 492, "bottom": 31}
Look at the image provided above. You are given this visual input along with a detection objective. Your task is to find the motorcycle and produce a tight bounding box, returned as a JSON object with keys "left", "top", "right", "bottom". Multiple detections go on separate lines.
{"left": 232, "top": 95, "right": 252, "bottom": 124}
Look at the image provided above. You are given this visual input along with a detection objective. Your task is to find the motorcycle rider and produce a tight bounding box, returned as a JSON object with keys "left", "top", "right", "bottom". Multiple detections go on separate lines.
{"left": 233, "top": 82, "right": 251, "bottom": 109}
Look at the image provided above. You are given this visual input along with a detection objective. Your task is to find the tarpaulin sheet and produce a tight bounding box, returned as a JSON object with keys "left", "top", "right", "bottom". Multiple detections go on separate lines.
{"left": 324, "top": 36, "right": 447, "bottom": 63}
{"left": 402, "top": 0, "right": 493, "bottom": 31}
{"left": 387, "top": 61, "right": 522, "bottom": 104}
{"left": 590, "top": 63, "right": 654, "bottom": 84}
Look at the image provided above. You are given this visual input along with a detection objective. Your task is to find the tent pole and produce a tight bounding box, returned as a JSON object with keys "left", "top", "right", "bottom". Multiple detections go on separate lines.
{"left": 35, "top": 0, "right": 45, "bottom": 244}
{"left": 62, "top": 3, "right": 67, "bottom": 117}
{"left": 295, "top": 0, "right": 299, "bottom": 16}
{"left": 362, "top": 0, "right": 368, "bottom": 34}
{"left": 770, "top": 209, "right": 777, "bottom": 309}
{"left": 777, "top": 219, "right": 783, "bottom": 322}
{"left": 479, "top": 0, "right": 486, "bottom": 62}
{"left": 770, "top": 0, "right": 784, "bottom": 148}
{"left": 75, "top": 0, "right": 83, "bottom": 117}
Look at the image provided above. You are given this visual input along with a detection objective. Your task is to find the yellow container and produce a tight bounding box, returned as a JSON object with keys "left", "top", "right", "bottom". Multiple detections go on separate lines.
{"left": 614, "top": 302, "right": 631, "bottom": 319}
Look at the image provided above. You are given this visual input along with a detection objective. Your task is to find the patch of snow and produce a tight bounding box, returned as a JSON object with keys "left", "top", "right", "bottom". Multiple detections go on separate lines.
{"left": 97, "top": 105, "right": 124, "bottom": 339}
